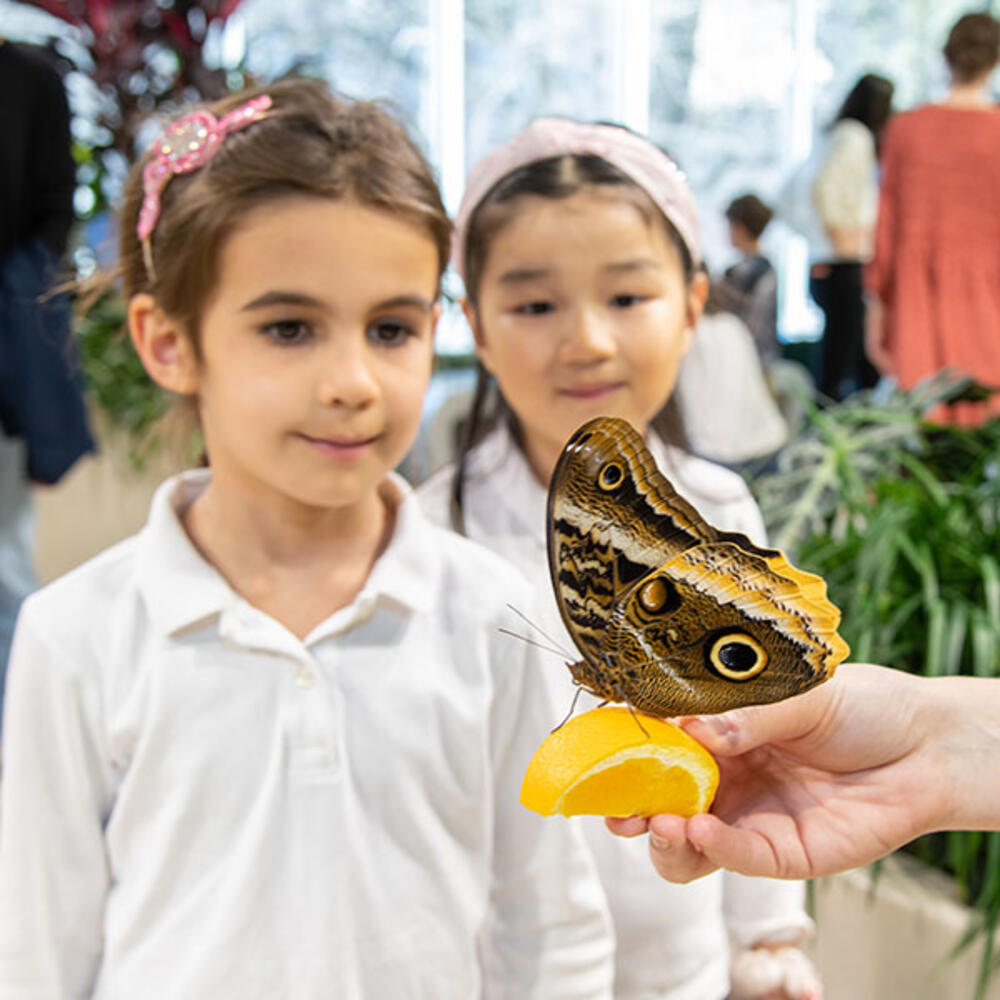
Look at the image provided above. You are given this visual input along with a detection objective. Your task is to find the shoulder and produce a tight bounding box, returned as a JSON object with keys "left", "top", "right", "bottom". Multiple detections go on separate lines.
{"left": 421, "top": 510, "right": 533, "bottom": 607}
{"left": 883, "top": 106, "right": 939, "bottom": 143}
{"left": 415, "top": 425, "right": 527, "bottom": 534}
{"left": 653, "top": 439, "right": 766, "bottom": 540}
{"left": 693, "top": 309, "right": 754, "bottom": 343}
{"left": 826, "top": 119, "right": 875, "bottom": 156}
{"left": 3, "top": 43, "right": 65, "bottom": 97}
{"left": 14, "top": 534, "right": 144, "bottom": 677}
{"left": 661, "top": 444, "right": 753, "bottom": 503}
{"left": 686, "top": 312, "right": 760, "bottom": 367}
{"left": 400, "top": 476, "right": 535, "bottom": 614}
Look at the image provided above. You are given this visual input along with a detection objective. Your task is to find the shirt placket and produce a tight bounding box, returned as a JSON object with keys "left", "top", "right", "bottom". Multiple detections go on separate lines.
{"left": 219, "top": 602, "right": 343, "bottom": 780}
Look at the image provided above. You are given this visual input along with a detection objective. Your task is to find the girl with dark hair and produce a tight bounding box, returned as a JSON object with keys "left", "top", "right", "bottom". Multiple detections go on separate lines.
{"left": 833, "top": 73, "right": 895, "bottom": 153}
{"left": 418, "top": 118, "right": 820, "bottom": 1000}
{"left": 806, "top": 73, "right": 894, "bottom": 401}
{"left": 0, "top": 80, "right": 614, "bottom": 997}
{"left": 867, "top": 11, "right": 1000, "bottom": 424}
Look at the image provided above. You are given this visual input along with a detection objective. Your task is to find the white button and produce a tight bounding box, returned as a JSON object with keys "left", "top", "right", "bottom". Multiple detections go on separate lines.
{"left": 295, "top": 666, "right": 316, "bottom": 688}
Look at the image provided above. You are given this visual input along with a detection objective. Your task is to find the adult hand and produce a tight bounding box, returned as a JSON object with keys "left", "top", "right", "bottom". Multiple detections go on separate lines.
{"left": 607, "top": 663, "right": 1000, "bottom": 881}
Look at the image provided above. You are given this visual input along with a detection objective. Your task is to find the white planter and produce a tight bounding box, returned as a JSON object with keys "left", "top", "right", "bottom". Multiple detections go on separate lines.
{"left": 814, "top": 853, "right": 1000, "bottom": 999}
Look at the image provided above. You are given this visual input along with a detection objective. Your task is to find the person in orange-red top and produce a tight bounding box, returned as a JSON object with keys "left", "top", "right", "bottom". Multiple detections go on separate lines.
{"left": 866, "top": 11, "right": 1000, "bottom": 424}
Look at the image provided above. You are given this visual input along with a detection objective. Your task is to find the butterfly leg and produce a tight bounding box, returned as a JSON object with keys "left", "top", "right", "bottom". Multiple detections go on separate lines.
{"left": 617, "top": 686, "right": 650, "bottom": 738}
{"left": 552, "top": 685, "right": 586, "bottom": 732}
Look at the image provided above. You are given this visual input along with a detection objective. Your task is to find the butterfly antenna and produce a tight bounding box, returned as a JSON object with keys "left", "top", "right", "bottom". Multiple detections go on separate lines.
{"left": 551, "top": 685, "right": 586, "bottom": 733}
{"left": 504, "top": 603, "right": 574, "bottom": 660}
{"left": 497, "top": 628, "right": 568, "bottom": 659}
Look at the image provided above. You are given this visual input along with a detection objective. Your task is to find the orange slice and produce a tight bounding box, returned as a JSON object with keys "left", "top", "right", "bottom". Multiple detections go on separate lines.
{"left": 521, "top": 706, "right": 719, "bottom": 818}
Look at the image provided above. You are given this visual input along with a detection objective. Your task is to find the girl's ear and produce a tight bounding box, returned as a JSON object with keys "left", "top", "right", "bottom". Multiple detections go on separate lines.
{"left": 686, "top": 269, "right": 710, "bottom": 329}
{"left": 127, "top": 293, "right": 199, "bottom": 395}
{"left": 461, "top": 297, "right": 495, "bottom": 374}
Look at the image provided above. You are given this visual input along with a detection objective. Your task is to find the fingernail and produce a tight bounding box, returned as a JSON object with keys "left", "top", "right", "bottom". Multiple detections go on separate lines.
{"left": 650, "top": 833, "right": 675, "bottom": 852}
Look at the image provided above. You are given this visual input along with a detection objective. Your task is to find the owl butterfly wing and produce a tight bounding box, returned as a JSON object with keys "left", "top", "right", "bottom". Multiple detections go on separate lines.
{"left": 547, "top": 417, "right": 717, "bottom": 671}
{"left": 607, "top": 541, "right": 850, "bottom": 716}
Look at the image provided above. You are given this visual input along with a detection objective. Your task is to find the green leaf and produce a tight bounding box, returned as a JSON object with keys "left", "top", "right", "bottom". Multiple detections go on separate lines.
{"left": 982, "top": 557, "right": 1000, "bottom": 631}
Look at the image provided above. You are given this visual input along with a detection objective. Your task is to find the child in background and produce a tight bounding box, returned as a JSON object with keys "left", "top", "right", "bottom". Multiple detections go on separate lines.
{"left": 674, "top": 272, "right": 788, "bottom": 467}
{"left": 720, "top": 193, "right": 779, "bottom": 367}
{"left": 0, "top": 80, "right": 614, "bottom": 998}
{"left": 418, "top": 119, "right": 821, "bottom": 1000}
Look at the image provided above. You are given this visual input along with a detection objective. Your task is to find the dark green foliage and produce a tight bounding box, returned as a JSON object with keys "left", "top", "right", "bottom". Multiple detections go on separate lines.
{"left": 750, "top": 374, "right": 1000, "bottom": 997}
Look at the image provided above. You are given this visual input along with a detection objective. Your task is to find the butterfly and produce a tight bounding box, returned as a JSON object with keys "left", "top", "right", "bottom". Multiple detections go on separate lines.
{"left": 546, "top": 416, "right": 849, "bottom": 717}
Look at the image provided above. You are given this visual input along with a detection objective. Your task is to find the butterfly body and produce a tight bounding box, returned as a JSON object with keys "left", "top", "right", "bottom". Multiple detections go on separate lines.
{"left": 547, "top": 417, "right": 849, "bottom": 717}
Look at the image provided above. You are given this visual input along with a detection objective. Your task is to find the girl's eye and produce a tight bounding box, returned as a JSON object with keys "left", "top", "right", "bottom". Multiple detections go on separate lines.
{"left": 611, "top": 294, "right": 646, "bottom": 308}
{"left": 368, "top": 320, "right": 414, "bottom": 347}
{"left": 261, "top": 320, "right": 312, "bottom": 345}
{"left": 514, "top": 301, "right": 555, "bottom": 316}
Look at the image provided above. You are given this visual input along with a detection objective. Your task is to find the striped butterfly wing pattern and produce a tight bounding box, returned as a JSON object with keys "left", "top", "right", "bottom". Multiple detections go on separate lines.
{"left": 546, "top": 417, "right": 849, "bottom": 717}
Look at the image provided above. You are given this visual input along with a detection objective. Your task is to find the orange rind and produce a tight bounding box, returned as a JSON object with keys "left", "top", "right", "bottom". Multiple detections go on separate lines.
{"left": 520, "top": 706, "right": 719, "bottom": 818}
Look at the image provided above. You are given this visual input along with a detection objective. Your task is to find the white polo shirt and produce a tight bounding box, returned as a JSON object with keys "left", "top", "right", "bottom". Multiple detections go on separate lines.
{"left": 0, "top": 469, "right": 614, "bottom": 1000}
{"left": 418, "top": 426, "right": 814, "bottom": 1000}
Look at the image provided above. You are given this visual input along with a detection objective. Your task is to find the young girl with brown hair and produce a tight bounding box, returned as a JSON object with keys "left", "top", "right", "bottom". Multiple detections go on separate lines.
{"left": 0, "top": 80, "right": 614, "bottom": 998}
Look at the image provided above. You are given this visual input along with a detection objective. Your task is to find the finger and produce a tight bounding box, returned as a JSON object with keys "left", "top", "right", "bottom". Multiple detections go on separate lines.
{"left": 678, "top": 682, "right": 835, "bottom": 758}
{"left": 685, "top": 813, "right": 795, "bottom": 879}
{"left": 605, "top": 816, "right": 649, "bottom": 838}
{"left": 645, "top": 814, "right": 718, "bottom": 883}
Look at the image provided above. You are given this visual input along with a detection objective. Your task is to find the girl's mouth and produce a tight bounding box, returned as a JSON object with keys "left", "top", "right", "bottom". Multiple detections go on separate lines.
{"left": 559, "top": 382, "right": 625, "bottom": 401}
{"left": 299, "top": 432, "right": 381, "bottom": 456}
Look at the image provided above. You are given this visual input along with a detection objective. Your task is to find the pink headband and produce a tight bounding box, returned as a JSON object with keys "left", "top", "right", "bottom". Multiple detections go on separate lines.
{"left": 137, "top": 94, "right": 273, "bottom": 275}
{"left": 451, "top": 117, "right": 701, "bottom": 282}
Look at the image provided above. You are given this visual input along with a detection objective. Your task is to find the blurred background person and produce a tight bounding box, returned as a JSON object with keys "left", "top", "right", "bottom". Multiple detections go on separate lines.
{"left": 0, "top": 38, "right": 93, "bottom": 717}
{"left": 866, "top": 11, "right": 1000, "bottom": 425}
{"left": 719, "top": 193, "right": 779, "bottom": 369}
{"left": 675, "top": 272, "right": 789, "bottom": 469}
{"left": 808, "top": 73, "right": 895, "bottom": 401}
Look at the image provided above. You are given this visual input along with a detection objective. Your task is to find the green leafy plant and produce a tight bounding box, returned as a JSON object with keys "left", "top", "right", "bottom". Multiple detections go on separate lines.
{"left": 749, "top": 373, "right": 1000, "bottom": 997}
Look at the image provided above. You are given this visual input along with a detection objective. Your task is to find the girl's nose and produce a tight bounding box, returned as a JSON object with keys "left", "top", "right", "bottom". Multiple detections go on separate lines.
{"left": 318, "top": 341, "right": 379, "bottom": 408}
{"left": 559, "top": 307, "right": 618, "bottom": 363}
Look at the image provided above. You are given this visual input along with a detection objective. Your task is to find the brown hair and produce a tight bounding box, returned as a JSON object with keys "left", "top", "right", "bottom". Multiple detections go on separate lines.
{"left": 119, "top": 76, "right": 450, "bottom": 351}
{"left": 725, "top": 193, "right": 773, "bottom": 240}
{"left": 944, "top": 12, "right": 1000, "bottom": 83}
{"left": 450, "top": 152, "right": 693, "bottom": 533}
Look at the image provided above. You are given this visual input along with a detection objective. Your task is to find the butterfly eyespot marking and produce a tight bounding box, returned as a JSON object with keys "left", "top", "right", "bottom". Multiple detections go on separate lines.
{"left": 637, "top": 577, "right": 681, "bottom": 614}
{"left": 707, "top": 632, "right": 768, "bottom": 681}
{"left": 598, "top": 462, "right": 624, "bottom": 491}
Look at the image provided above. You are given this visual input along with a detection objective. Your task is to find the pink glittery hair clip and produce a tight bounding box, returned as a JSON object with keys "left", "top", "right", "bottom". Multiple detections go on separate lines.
{"left": 137, "top": 94, "right": 273, "bottom": 276}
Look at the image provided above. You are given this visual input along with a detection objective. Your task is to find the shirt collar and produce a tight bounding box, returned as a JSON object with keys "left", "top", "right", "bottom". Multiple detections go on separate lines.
{"left": 135, "top": 470, "right": 441, "bottom": 638}
{"left": 135, "top": 469, "right": 235, "bottom": 637}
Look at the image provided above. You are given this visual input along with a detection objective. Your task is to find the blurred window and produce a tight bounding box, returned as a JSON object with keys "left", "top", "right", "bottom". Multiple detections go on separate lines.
{"left": 2, "top": 0, "right": 991, "bottom": 347}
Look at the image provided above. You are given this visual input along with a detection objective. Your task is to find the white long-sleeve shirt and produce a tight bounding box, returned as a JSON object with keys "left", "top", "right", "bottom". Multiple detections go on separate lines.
{"left": 0, "top": 469, "right": 614, "bottom": 1000}
{"left": 776, "top": 119, "right": 879, "bottom": 263}
{"left": 418, "top": 426, "right": 814, "bottom": 1000}
{"left": 810, "top": 119, "right": 879, "bottom": 262}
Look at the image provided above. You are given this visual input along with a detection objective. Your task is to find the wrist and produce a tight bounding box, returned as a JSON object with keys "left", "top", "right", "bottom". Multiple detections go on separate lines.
{"left": 923, "top": 677, "right": 1000, "bottom": 833}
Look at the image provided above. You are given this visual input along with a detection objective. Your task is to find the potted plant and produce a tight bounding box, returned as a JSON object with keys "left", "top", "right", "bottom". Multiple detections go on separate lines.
{"left": 748, "top": 374, "right": 1000, "bottom": 998}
